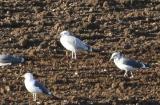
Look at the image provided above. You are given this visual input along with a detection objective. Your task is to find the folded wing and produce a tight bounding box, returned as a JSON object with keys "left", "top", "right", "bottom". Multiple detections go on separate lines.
{"left": 123, "top": 58, "right": 147, "bottom": 68}
{"left": 34, "top": 80, "right": 51, "bottom": 95}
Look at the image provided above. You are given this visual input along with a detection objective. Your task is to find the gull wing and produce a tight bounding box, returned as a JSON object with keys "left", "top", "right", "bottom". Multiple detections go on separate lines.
{"left": 123, "top": 58, "right": 144, "bottom": 68}
{"left": 0, "top": 55, "right": 24, "bottom": 64}
{"left": 34, "top": 80, "right": 51, "bottom": 95}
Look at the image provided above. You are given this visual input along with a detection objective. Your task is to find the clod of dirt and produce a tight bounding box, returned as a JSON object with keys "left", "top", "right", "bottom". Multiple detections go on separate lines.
{"left": 119, "top": 82, "right": 127, "bottom": 90}
{"left": 88, "top": 15, "right": 96, "bottom": 23}
{"left": 116, "top": 88, "right": 122, "bottom": 94}
{"left": 0, "top": 88, "right": 5, "bottom": 94}
{"left": 5, "top": 86, "right": 11, "bottom": 92}
{"left": 123, "top": 43, "right": 131, "bottom": 49}
{"left": 103, "top": 1, "right": 109, "bottom": 10}
{"left": 18, "top": 36, "right": 29, "bottom": 48}
{"left": 111, "top": 82, "right": 118, "bottom": 89}
{"left": 87, "top": 0, "right": 98, "bottom": 6}
{"left": 155, "top": 4, "right": 160, "bottom": 10}
{"left": 28, "top": 49, "right": 36, "bottom": 56}
{"left": 38, "top": 41, "right": 48, "bottom": 49}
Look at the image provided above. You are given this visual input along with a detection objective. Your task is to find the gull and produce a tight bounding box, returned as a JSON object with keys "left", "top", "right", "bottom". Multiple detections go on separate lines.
{"left": 22, "top": 73, "right": 52, "bottom": 101}
{"left": 0, "top": 54, "right": 24, "bottom": 66}
{"left": 60, "top": 31, "right": 92, "bottom": 59}
{"left": 110, "top": 52, "right": 149, "bottom": 78}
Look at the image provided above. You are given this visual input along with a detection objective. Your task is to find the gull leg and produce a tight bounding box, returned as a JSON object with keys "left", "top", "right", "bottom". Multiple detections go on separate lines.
{"left": 74, "top": 52, "right": 76, "bottom": 59}
{"left": 32, "top": 93, "right": 34, "bottom": 101}
{"left": 35, "top": 93, "right": 37, "bottom": 101}
{"left": 65, "top": 51, "right": 68, "bottom": 56}
{"left": 65, "top": 51, "right": 69, "bottom": 59}
{"left": 33, "top": 93, "right": 35, "bottom": 101}
{"left": 33, "top": 93, "right": 37, "bottom": 101}
{"left": 71, "top": 51, "right": 74, "bottom": 59}
{"left": 130, "top": 72, "right": 134, "bottom": 78}
{"left": 124, "top": 70, "right": 128, "bottom": 77}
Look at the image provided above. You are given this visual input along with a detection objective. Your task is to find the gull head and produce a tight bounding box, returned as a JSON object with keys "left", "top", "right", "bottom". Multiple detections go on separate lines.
{"left": 110, "top": 52, "right": 122, "bottom": 61}
{"left": 60, "top": 31, "right": 71, "bottom": 36}
{"left": 22, "top": 73, "right": 34, "bottom": 79}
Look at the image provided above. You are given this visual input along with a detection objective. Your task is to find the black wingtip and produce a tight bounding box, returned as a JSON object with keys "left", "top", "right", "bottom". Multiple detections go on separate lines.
{"left": 90, "top": 48, "right": 100, "bottom": 52}
{"left": 145, "top": 63, "right": 150, "bottom": 68}
{"left": 141, "top": 62, "right": 150, "bottom": 68}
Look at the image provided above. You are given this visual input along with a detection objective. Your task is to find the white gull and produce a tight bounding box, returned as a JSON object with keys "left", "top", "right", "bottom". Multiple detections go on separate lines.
{"left": 60, "top": 31, "right": 92, "bottom": 59}
{"left": 110, "top": 52, "right": 149, "bottom": 78}
{"left": 22, "top": 73, "right": 51, "bottom": 101}
{"left": 0, "top": 54, "right": 24, "bottom": 66}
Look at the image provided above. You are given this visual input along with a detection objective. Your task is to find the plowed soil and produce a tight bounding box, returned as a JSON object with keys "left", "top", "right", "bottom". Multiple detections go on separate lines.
{"left": 0, "top": 0, "right": 160, "bottom": 105}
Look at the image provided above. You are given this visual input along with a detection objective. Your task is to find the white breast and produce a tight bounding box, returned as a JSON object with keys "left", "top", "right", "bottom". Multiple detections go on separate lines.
{"left": 24, "top": 79, "right": 42, "bottom": 93}
{"left": 60, "top": 35, "right": 76, "bottom": 52}
{"left": 114, "top": 58, "right": 135, "bottom": 71}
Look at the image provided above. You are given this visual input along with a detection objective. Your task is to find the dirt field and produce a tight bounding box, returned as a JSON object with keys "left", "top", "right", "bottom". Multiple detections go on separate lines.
{"left": 0, "top": 0, "right": 160, "bottom": 105}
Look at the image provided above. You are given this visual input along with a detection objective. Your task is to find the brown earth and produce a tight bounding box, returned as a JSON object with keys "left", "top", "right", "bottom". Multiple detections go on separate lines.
{"left": 0, "top": 0, "right": 160, "bottom": 105}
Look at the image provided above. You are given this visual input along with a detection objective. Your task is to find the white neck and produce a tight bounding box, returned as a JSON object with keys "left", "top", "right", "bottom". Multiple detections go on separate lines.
{"left": 24, "top": 77, "right": 34, "bottom": 82}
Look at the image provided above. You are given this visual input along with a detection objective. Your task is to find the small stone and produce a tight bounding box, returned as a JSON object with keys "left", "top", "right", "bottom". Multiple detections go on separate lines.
{"left": 103, "top": 1, "right": 108, "bottom": 10}
{"left": 116, "top": 88, "right": 121, "bottom": 94}
{"left": 0, "top": 88, "right": 5, "bottom": 94}
{"left": 88, "top": 14, "right": 95, "bottom": 22}
{"left": 123, "top": 43, "right": 131, "bottom": 49}
{"left": 89, "top": 7, "right": 94, "bottom": 12}
{"left": 63, "top": 100, "right": 68, "bottom": 104}
{"left": 36, "top": 101, "right": 41, "bottom": 104}
{"left": 103, "top": 69, "right": 107, "bottom": 72}
{"left": 54, "top": 23, "right": 60, "bottom": 30}
{"left": 2, "top": 78, "right": 6, "bottom": 82}
{"left": 111, "top": 83, "right": 117, "bottom": 89}
{"left": 108, "top": 32, "right": 113, "bottom": 37}
{"left": 29, "top": 49, "right": 36, "bottom": 56}
{"left": 5, "top": 86, "right": 10, "bottom": 92}
{"left": 19, "top": 36, "right": 29, "bottom": 47}
{"left": 74, "top": 71, "right": 78, "bottom": 76}
{"left": 87, "top": 0, "right": 98, "bottom": 6}
{"left": 119, "top": 82, "right": 126, "bottom": 90}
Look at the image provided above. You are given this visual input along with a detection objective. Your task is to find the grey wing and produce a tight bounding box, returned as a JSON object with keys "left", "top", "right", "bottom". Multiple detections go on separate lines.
{"left": 0, "top": 55, "right": 13, "bottom": 63}
{"left": 0, "top": 55, "right": 24, "bottom": 64}
{"left": 123, "top": 58, "right": 144, "bottom": 68}
{"left": 34, "top": 81, "right": 50, "bottom": 95}
{"left": 63, "top": 35, "right": 89, "bottom": 51}
{"left": 62, "top": 35, "right": 77, "bottom": 46}
{"left": 75, "top": 38, "right": 89, "bottom": 51}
